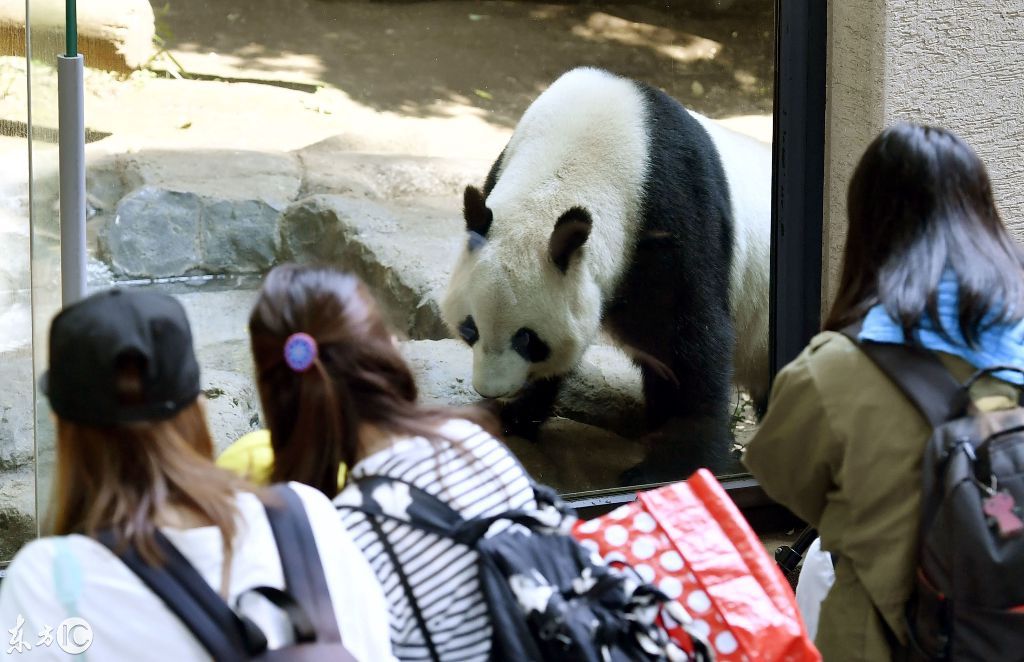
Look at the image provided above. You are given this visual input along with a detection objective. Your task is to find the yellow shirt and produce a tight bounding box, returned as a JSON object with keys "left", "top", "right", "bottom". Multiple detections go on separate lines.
{"left": 216, "top": 430, "right": 347, "bottom": 490}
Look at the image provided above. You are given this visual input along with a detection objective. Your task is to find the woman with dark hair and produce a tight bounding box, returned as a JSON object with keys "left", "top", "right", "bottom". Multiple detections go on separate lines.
{"left": 0, "top": 288, "right": 394, "bottom": 661}
{"left": 247, "top": 264, "right": 535, "bottom": 662}
{"left": 744, "top": 123, "right": 1024, "bottom": 660}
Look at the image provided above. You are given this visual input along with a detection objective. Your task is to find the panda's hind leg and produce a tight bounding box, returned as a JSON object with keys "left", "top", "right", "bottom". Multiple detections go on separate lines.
{"left": 610, "top": 280, "right": 738, "bottom": 485}
{"left": 619, "top": 363, "right": 735, "bottom": 485}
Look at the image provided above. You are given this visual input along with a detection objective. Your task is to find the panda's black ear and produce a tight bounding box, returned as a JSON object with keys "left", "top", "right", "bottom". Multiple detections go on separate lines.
{"left": 463, "top": 186, "right": 493, "bottom": 241}
{"left": 549, "top": 207, "right": 592, "bottom": 273}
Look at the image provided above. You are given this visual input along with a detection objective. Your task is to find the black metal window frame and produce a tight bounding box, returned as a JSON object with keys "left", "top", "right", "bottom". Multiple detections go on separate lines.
{"left": 567, "top": 0, "right": 827, "bottom": 531}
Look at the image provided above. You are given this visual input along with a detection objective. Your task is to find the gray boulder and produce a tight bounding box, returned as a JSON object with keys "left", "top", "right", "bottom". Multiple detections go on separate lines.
{"left": 0, "top": 349, "right": 35, "bottom": 469}
{"left": 102, "top": 187, "right": 283, "bottom": 278}
{"left": 280, "top": 194, "right": 463, "bottom": 339}
{"left": 104, "top": 187, "right": 202, "bottom": 277}
{"left": 201, "top": 369, "right": 262, "bottom": 454}
{"left": 298, "top": 139, "right": 489, "bottom": 200}
{"left": 92, "top": 149, "right": 303, "bottom": 279}
{"left": 561, "top": 345, "right": 645, "bottom": 436}
{"left": 506, "top": 419, "right": 647, "bottom": 494}
{"left": 93, "top": 149, "right": 302, "bottom": 212}
{"left": 0, "top": 230, "right": 29, "bottom": 294}
{"left": 0, "top": 465, "right": 36, "bottom": 562}
{"left": 200, "top": 198, "right": 281, "bottom": 274}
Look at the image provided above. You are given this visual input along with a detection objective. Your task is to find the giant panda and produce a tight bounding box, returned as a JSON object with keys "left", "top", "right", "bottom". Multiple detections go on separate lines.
{"left": 440, "top": 67, "right": 771, "bottom": 484}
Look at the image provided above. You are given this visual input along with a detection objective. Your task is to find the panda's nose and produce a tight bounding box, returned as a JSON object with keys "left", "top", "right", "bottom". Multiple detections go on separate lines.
{"left": 472, "top": 371, "right": 526, "bottom": 400}
{"left": 473, "top": 351, "right": 529, "bottom": 399}
{"left": 472, "top": 379, "right": 517, "bottom": 400}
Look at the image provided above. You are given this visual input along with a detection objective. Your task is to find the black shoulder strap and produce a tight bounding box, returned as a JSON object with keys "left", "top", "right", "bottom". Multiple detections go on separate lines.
{"left": 96, "top": 530, "right": 252, "bottom": 661}
{"left": 262, "top": 484, "right": 342, "bottom": 645}
{"left": 367, "top": 514, "right": 442, "bottom": 662}
{"left": 841, "top": 323, "right": 968, "bottom": 428}
{"left": 335, "top": 476, "right": 567, "bottom": 661}
{"left": 336, "top": 476, "right": 565, "bottom": 547}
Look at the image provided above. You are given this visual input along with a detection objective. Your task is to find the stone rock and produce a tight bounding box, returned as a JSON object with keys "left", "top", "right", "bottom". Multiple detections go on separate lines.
{"left": 173, "top": 287, "right": 260, "bottom": 348}
{"left": 201, "top": 369, "right": 262, "bottom": 455}
{"left": 116, "top": 150, "right": 302, "bottom": 210}
{"left": 400, "top": 339, "right": 477, "bottom": 406}
{"left": 104, "top": 187, "right": 202, "bottom": 277}
{"left": 280, "top": 194, "right": 463, "bottom": 339}
{"left": 101, "top": 187, "right": 282, "bottom": 278}
{"left": 163, "top": 286, "right": 261, "bottom": 453}
{"left": 0, "top": 464, "right": 34, "bottom": 516}
{"left": 400, "top": 339, "right": 645, "bottom": 437}
{"left": 507, "top": 419, "right": 647, "bottom": 494}
{"left": 0, "top": 289, "right": 30, "bottom": 353}
{"left": 87, "top": 256, "right": 115, "bottom": 290}
{"left": 0, "top": 230, "right": 28, "bottom": 294}
{"left": 177, "top": 289, "right": 263, "bottom": 453}
{"left": 195, "top": 339, "right": 256, "bottom": 378}
{"left": 298, "top": 139, "right": 489, "bottom": 200}
{"left": 0, "top": 465, "right": 36, "bottom": 561}
{"left": 0, "top": 349, "right": 34, "bottom": 469}
{"left": 91, "top": 149, "right": 303, "bottom": 278}
{"left": 0, "top": 138, "right": 31, "bottom": 294}
{"left": 200, "top": 198, "right": 280, "bottom": 274}
{"left": 560, "top": 346, "right": 645, "bottom": 436}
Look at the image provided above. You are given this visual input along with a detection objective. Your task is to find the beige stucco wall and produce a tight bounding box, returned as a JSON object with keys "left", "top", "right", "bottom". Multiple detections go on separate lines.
{"left": 823, "top": 1, "right": 1024, "bottom": 310}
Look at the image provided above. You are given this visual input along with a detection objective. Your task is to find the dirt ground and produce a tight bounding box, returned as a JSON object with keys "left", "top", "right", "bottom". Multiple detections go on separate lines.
{"left": 1, "top": 1, "right": 775, "bottom": 160}
{"left": 153, "top": 0, "right": 775, "bottom": 129}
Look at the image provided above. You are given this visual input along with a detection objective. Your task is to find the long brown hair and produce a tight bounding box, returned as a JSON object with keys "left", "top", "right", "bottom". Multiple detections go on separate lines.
{"left": 825, "top": 123, "right": 1024, "bottom": 343}
{"left": 249, "top": 264, "right": 498, "bottom": 497}
{"left": 50, "top": 361, "right": 244, "bottom": 567}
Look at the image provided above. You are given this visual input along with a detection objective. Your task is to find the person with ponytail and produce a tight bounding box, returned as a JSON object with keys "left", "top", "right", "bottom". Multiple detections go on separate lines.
{"left": 0, "top": 288, "right": 395, "bottom": 661}
{"left": 743, "top": 123, "right": 1024, "bottom": 660}
{"left": 245, "top": 264, "right": 536, "bottom": 661}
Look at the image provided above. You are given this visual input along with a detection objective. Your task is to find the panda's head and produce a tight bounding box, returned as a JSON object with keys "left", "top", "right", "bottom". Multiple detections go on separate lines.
{"left": 441, "top": 185, "right": 603, "bottom": 400}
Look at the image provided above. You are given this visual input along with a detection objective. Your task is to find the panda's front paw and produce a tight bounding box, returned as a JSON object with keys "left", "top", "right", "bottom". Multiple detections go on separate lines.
{"left": 499, "top": 403, "right": 544, "bottom": 442}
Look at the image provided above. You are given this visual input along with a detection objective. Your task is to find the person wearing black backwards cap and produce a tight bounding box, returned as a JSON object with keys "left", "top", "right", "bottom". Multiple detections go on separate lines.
{"left": 0, "top": 288, "right": 396, "bottom": 661}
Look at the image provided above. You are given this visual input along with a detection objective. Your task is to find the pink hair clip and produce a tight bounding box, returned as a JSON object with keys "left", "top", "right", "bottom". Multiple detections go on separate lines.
{"left": 284, "top": 332, "right": 318, "bottom": 372}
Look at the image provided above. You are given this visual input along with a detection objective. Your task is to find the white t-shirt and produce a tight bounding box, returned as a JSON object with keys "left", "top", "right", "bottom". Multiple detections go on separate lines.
{"left": 0, "top": 482, "right": 396, "bottom": 661}
{"left": 336, "top": 419, "right": 535, "bottom": 662}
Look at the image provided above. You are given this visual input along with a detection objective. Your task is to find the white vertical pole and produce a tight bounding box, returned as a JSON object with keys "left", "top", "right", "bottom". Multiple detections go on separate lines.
{"left": 57, "top": 53, "right": 86, "bottom": 305}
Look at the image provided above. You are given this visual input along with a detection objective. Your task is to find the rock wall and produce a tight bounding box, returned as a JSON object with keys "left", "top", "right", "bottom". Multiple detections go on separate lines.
{"left": 88, "top": 141, "right": 490, "bottom": 341}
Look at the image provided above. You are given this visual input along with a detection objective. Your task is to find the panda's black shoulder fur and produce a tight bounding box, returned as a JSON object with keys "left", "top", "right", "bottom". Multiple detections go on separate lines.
{"left": 634, "top": 81, "right": 733, "bottom": 267}
{"left": 603, "top": 80, "right": 738, "bottom": 479}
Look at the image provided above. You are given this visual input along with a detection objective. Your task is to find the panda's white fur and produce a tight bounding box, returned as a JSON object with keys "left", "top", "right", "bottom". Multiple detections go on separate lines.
{"left": 441, "top": 67, "right": 771, "bottom": 404}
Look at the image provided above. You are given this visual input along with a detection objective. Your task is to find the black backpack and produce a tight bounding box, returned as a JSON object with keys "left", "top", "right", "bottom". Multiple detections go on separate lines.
{"left": 97, "top": 484, "right": 357, "bottom": 661}
{"left": 338, "top": 477, "right": 713, "bottom": 662}
{"left": 845, "top": 333, "right": 1024, "bottom": 661}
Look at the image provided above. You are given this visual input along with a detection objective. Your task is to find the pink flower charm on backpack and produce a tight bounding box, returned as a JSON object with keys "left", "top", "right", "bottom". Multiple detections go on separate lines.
{"left": 982, "top": 491, "right": 1024, "bottom": 539}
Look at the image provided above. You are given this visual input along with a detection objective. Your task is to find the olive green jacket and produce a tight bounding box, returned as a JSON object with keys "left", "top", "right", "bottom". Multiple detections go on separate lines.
{"left": 743, "top": 331, "right": 1019, "bottom": 662}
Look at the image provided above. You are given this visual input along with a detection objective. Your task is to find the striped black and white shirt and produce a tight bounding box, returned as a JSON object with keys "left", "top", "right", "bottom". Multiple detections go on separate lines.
{"left": 335, "top": 419, "right": 535, "bottom": 661}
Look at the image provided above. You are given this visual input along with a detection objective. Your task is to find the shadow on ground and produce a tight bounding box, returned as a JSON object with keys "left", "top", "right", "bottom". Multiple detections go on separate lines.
{"left": 156, "top": 0, "right": 775, "bottom": 128}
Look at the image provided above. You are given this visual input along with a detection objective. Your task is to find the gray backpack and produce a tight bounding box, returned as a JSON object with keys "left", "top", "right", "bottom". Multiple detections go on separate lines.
{"left": 846, "top": 333, "right": 1024, "bottom": 661}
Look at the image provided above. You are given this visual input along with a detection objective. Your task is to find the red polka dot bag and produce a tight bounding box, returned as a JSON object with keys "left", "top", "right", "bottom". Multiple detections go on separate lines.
{"left": 573, "top": 469, "right": 821, "bottom": 662}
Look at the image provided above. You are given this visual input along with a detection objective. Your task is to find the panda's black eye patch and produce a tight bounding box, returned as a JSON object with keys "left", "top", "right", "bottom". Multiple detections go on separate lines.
{"left": 458, "top": 316, "right": 479, "bottom": 346}
{"left": 511, "top": 327, "right": 550, "bottom": 363}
